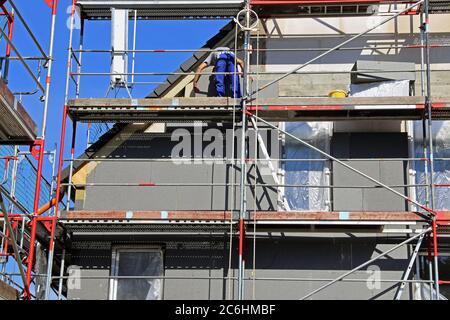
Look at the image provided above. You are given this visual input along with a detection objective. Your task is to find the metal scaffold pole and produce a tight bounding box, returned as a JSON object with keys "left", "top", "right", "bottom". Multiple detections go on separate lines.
{"left": 418, "top": 6, "right": 435, "bottom": 300}
{"left": 33, "top": 0, "right": 58, "bottom": 300}
{"left": 422, "top": 0, "right": 440, "bottom": 299}
{"left": 46, "top": 0, "right": 78, "bottom": 300}
{"left": 394, "top": 233, "right": 426, "bottom": 300}
{"left": 237, "top": 2, "right": 253, "bottom": 300}
{"left": 0, "top": 193, "right": 28, "bottom": 297}
{"left": 38, "top": 0, "right": 63, "bottom": 300}
{"left": 57, "top": 248, "right": 66, "bottom": 299}
{"left": 75, "top": 17, "right": 84, "bottom": 99}
{"left": 13, "top": 0, "right": 59, "bottom": 300}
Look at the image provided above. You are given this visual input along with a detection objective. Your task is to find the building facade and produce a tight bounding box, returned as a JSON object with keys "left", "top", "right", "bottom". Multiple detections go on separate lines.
{"left": 59, "top": 2, "right": 450, "bottom": 300}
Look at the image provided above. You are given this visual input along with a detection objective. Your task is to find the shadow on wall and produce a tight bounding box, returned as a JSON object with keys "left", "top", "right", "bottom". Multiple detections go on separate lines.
{"left": 69, "top": 235, "right": 409, "bottom": 272}
{"left": 263, "top": 34, "right": 450, "bottom": 66}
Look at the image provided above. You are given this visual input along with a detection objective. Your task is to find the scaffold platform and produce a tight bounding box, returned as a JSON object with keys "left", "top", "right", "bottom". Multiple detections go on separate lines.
{"left": 67, "top": 96, "right": 450, "bottom": 122}
{"left": 0, "top": 79, "right": 37, "bottom": 144}
{"left": 77, "top": 0, "right": 245, "bottom": 19}
{"left": 61, "top": 210, "right": 449, "bottom": 224}
{"left": 56, "top": 210, "right": 450, "bottom": 237}
{"left": 76, "top": 0, "right": 450, "bottom": 19}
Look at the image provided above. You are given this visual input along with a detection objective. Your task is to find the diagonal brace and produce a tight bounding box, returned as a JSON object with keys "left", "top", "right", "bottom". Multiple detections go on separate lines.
{"left": 0, "top": 23, "right": 44, "bottom": 93}
{"left": 300, "top": 227, "right": 431, "bottom": 300}
{"left": 0, "top": 193, "right": 29, "bottom": 297}
{"left": 250, "top": 113, "right": 434, "bottom": 218}
{"left": 394, "top": 232, "right": 425, "bottom": 300}
{"left": 250, "top": 0, "right": 424, "bottom": 98}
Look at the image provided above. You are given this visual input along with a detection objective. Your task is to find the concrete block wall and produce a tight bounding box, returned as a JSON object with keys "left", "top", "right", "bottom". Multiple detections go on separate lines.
{"left": 75, "top": 123, "right": 281, "bottom": 211}
{"left": 255, "top": 15, "right": 450, "bottom": 97}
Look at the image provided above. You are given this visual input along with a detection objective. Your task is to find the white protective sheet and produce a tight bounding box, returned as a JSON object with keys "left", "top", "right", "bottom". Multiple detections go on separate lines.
{"left": 284, "top": 122, "right": 332, "bottom": 211}
{"left": 414, "top": 120, "right": 450, "bottom": 210}
{"left": 350, "top": 80, "right": 412, "bottom": 98}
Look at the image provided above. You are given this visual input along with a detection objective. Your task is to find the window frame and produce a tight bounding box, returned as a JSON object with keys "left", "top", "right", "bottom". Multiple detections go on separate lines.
{"left": 109, "top": 246, "right": 164, "bottom": 300}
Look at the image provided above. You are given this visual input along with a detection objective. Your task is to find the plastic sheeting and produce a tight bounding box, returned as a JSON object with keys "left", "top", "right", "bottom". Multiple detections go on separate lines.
{"left": 284, "top": 122, "right": 332, "bottom": 211}
{"left": 417, "top": 256, "right": 450, "bottom": 300}
{"left": 419, "top": 283, "right": 449, "bottom": 300}
{"left": 414, "top": 120, "right": 450, "bottom": 210}
{"left": 350, "top": 80, "right": 412, "bottom": 98}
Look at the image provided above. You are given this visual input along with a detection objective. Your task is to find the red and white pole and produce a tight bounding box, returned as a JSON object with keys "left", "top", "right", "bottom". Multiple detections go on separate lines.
{"left": 43, "top": 0, "right": 77, "bottom": 300}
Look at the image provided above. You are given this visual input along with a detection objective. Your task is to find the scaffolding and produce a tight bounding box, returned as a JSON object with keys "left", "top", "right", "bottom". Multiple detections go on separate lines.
{"left": 0, "top": 0, "right": 58, "bottom": 300}
{"left": 9, "top": 0, "right": 449, "bottom": 300}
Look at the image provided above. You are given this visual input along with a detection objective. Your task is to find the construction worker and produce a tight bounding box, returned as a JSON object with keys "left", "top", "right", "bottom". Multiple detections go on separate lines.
{"left": 193, "top": 47, "right": 244, "bottom": 98}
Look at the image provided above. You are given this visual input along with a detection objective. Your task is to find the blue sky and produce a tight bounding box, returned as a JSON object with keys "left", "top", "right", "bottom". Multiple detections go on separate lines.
{"left": 6, "top": 0, "right": 229, "bottom": 178}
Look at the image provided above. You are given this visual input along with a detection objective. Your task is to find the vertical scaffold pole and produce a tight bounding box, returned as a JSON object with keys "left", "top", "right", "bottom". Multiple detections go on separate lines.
{"left": 45, "top": 0, "right": 77, "bottom": 300}
{"left": 75, "top": 17, "right": 84, "bottom": 99}
{"left": 24, "top": 214, "right": 36, "bottom": 299}
{"left": 39, "top": 0, "right": 59, "bottom": 300}
{"left": 238, "top": 1, "right": 252, "bottom": 301}
{"left": 45, "top": 103, "right": 68, "bottom": 300}
{"left": 49, "top": 147, "right": 57, "bottom": 216}
{"left": 1, "top": 4, "right": 14, "bottom": 81}
{"left": 65, "top": 121, "right": 77, "bottom": 210}
{"left": 423, "top": 0, "right": 440, "bottom": 299}
{"left": 419, "top": 8, "right": 434, "bottom": 299}
{"left": 57, "top": 247, "right": 65, "bottom": 299}
{"left": 427, "top": 234, "right": 434, "bottom": 299}
{"left": 25, "top": 0, "right": 58, "bottom": 300}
